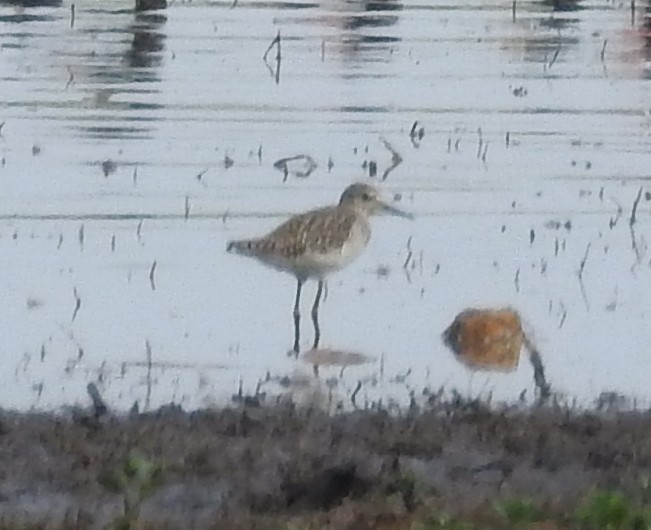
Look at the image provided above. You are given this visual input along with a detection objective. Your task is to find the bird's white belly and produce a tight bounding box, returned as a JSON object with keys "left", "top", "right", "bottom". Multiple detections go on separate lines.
{"left": 291, "top": 220, "right": 370, "bottom": 279}
{"left": 293, "top": 246, "right": 359, "bottom": 278}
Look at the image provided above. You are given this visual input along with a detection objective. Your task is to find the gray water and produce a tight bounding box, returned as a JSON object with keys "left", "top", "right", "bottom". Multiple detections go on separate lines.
{"left": 1, "top": 0, "right": 650, "bottom": 411}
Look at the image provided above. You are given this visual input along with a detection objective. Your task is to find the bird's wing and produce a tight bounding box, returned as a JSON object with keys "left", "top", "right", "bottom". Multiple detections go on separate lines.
{"left": 260, "top": 206, "right": 356, "bottom": 258}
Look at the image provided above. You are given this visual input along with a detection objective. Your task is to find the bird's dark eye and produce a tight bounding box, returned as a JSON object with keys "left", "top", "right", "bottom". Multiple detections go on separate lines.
{"left": 362, "top": 193, "right": 371, "bottom": 201}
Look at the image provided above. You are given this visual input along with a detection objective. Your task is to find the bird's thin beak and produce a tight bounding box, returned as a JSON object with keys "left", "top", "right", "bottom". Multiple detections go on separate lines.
{"left": 379, "top": 201, "right": 414, "bottom": 220}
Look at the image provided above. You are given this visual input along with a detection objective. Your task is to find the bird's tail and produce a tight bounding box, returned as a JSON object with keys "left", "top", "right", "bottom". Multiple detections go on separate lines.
{"left": 226, "top": 239, "right": 259, "bottom": 256}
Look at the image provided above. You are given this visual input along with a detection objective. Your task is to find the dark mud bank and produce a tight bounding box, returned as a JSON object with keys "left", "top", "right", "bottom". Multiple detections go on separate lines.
{"left": 1, "top": 400, "right": 650, "bottom": 528}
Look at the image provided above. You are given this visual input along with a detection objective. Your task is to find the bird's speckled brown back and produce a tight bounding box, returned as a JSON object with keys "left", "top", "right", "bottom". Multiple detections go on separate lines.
{"left": 248, "top": 205, "right": 359, "bottom": 259}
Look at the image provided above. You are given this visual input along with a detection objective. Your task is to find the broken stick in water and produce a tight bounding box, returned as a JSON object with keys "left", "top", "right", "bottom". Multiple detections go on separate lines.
{"left": 630, "top": 186, "right": 643, "bottom": 263}
{"left": 379, "top": 137, "right": 403, "bottom": 181}
{"left": 577, "top": 242, "right": 591, "bottom": 310}
{"left": 149, "top": 260, "right": 157, "bottom": 291}
{"left": 72, "top": 287, "right": 81, "bottom": 322}
{"left": 476, "top": 128, "right": 483, "bottom": 159}
{"left": 263, "top": 30, "right": 282, "bottom": 84}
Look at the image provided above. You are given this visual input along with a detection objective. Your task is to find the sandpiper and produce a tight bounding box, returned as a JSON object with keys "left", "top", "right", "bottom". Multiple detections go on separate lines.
{"left": 227, "top": 182, "right": 413, "bottom": 353}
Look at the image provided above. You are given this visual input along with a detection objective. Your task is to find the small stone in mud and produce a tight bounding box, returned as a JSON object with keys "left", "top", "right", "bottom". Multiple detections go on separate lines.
{"left": 101, "top": 159, "right": 117, "bottom": 177}
{"left": 26, "top": 298, "right": 43, "bottom": 310}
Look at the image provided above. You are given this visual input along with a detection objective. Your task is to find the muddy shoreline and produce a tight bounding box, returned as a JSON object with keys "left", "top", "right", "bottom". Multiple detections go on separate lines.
{"left": 1, "top": 397, "right": 650, "bottom": 529}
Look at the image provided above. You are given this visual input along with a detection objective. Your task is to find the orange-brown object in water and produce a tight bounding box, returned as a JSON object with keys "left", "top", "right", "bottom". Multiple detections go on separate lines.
{"left": 443, "top": 308, "right": 524, "bottom": 372}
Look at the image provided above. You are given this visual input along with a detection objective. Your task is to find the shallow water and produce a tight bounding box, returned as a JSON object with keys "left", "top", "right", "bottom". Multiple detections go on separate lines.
{"left": 0, "top": 0, "right": 650, "bottom": 411}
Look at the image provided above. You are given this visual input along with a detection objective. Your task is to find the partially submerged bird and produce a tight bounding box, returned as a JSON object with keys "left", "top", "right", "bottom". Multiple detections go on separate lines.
{"left": 227, "top": 182, "right": 413, "bottom": 352}
{"left": 442, "top": 307, "right": 552, "bottom": 400}
{"left": 443, "top": 308, "right": 525, "bottom": 372}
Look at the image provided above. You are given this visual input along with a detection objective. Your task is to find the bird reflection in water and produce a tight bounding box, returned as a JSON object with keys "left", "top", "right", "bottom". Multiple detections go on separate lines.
{"left": 125, "top": 11, "right": 167, "bottom": 70}
{"left": 318, "top": 0, "right": 403, "bottom": 68}
{"left": 77, "top": 7, "right": 167, "bottom": 139}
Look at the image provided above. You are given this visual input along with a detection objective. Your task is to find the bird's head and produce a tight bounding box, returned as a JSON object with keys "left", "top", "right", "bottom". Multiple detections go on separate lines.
{"left": 339, "top": 183, "right": 413, "bottom": 219}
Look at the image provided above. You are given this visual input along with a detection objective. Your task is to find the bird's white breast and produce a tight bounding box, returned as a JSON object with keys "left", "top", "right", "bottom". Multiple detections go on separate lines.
{"left": 290, "top": 216, "right": 371, "bottom": 280}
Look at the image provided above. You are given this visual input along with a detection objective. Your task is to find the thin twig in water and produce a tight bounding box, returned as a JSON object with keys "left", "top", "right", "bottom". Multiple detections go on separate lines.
{"left": 72, "top": 287, "right": 81, "bottom": 322}
{"left": 630, "top": 186, "right": 642, "bottom": 226}
{"left": 184, "top": 196, "right": 190, "bottom": 220}
{"left": 379, "top": 137, "right": 403, "bottom": 181}
{"left": 145, "top": 340, "right": 153, "bottom": 411}
{"left": 476, "top": 128, "right": 483, "bottom": 159}
{"left": 78, "top": 224, "right": 84, "bottom": 250}
{"left": 70, "top": 4, "right": 75, "bottom": 28}
{"left": 409, "top": 121, "right": 424, "bottom": 148}
{"left": 263, "top": 30, "right": 282, "bottom": 84}
{"left": 403, "top": 236, "right": 413, "bottom": 269}
{"left": 548, "top": 44, "right": 561, "bottom": 69}
{"left": 630, "top": 186, "right": 644, "bottom": 263}
{"left": 149, "top": 260, "right": 157, "bottom": 291}
{"left": 65, "top": 67, "right": 74, "bottom": 90}
{"left": 512, "top": 0, "right": 516, "bottom": 21}
{"left": 410, "top": 121, "right": 418, "bottom": 146}
{"left": 577, "top": 242, "right": 591, "bottom": 310}
{"left": 523, "top": 336, "right": 552, "bottom": 403}
{"left": 600, "top": 39, "right": 608, "bottom": 62}
{"left": 136, "top": 219, "right": 144, "bottom": 242}
{"left": 86, "top": 382, "right": 107, "bottom": 418}
{"left": 558, "top": 301, "right": 567, "bottom": 329}
{"left": 610, "top": 197, "right": 623, "bottom": 229}
{"left": 351, "top": 380, "right": 362, "bottom": 409}
{"left": 392, "top": 368, "right": 411, "bottom": 384}
{"left": 196, "top": 168, "right": 208, "bottom": 182}
{"left": 514, "top": 267, "right": 520, "bottom": 293}
{"left": 0, "top": 121, "right": 5, "bottom": 135}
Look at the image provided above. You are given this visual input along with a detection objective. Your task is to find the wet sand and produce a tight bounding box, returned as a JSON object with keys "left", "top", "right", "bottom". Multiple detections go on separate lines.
{"left": 1, "top": 398, "right": 649, "bottom": 529}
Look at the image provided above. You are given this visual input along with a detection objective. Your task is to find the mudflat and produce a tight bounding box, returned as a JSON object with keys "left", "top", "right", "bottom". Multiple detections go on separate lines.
{"left": 0, "top": 397, "right": 648, "bottom": 529}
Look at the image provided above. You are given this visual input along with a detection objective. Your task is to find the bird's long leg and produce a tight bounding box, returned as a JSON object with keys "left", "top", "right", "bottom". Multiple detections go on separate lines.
{"left": 293, "top": 279, "right": 303, "bottom": 355}
{"left": 311, "top": 280, "right": 324, "bottom": 350}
